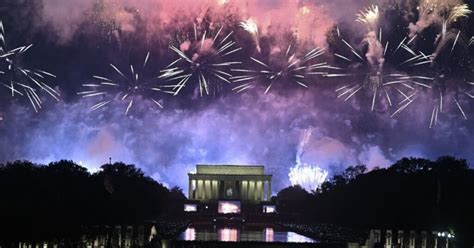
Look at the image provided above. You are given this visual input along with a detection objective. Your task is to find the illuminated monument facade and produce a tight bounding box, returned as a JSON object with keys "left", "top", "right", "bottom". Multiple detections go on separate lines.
{"left": 188, "top": 165, "right": 272, "bottom": 203}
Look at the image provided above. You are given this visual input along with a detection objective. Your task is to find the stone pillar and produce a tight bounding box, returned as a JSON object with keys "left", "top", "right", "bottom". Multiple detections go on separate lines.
{"left": 197, "top": 180, "right": 203, "bottom": 200}
{"left": 188, "top": 179, "right": 193, "bottom": 200}
{"left": 205, "top": 180, "right": 211, "bottom": 200}
{"left": 212, "top": 180, "right": 218, "bottom": 199}
{"left": 202, "top": 180, "right": 206, "bottom": 200}
{"left": 267, "top": 180, "right": 272, "bottom": 201}
{"left": 241, "top": 181, "right": 247, "bottom": 201}
{"left": 409, "top": 230, "right": 416, "bottom": 248}
{"left": 421, "top": 231, "right": 427, "bottom": 248}
{"left": 256, "top": 181, "right": 263, "bottom": 201}
{"left": 386, "top": 230, "right": 392, "bottom": 248}
{"left": 249, "top": 181, "right": 255, "bottom": 202}
{"left": 398, "top": 230, "right": 404, "bottom": 248}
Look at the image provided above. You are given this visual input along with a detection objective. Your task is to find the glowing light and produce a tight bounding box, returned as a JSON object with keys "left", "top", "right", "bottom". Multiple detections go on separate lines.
{"left": 289, "top": 163, "right": 329, "bottom": 192}
{"left": 300, "top": 6, "right": 311, "bottom": 16}
{"left": 218, "top": 201, "right": 241, "bottom": 214}
{"left": 287, "top": 232, "right": 315, "bottom": 243}
{"left": 184, "top": 204, "right": 197, "bottom": 212}
{"left": 183, "top": 228, "right": 196, "bottom": 241}
{"left": 217, "top": 0, "right": 229, "bottom": 6}
{"left": 263, "top": 205, "right": 276, "bottom": 213}
{"left": 219, "top": 228, "right": 238, "bottom": 242}
{"left": 356, "top": 5, "right": 380, "bottom": 30}
{"left": 239, "top": 18, "right": 258, "bottom": 35}
{"left": 265, "top": 228, "right": 274, "bottom": 242}
{"left": 447, "top": 4, "right": 472, "bottom": 24}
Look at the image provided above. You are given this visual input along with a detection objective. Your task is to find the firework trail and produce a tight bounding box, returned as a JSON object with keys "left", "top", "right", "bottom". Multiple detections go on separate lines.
{"left": 405, "top": 2, "right": 473, "bottom": 127}
{"left": 328, "top": 6, "right": 434, "bottom": 113}
{"left": 289, "top": 163, "right": 329, "bottom": 192}
{"left": 289, "top": 129, "right": 329, "bottom": 192}
{"left": 0, "top": 21, "right": 59, "bottom": 112}
{"left": 232, "top": 45, "right": 328, "bottom": 93}
{"left": 408, "top": 0, "right": 471, "bottom": 56}
{"left": 159, "top": 23, "right": 242, "bottom": 97}
{"left": 417, "top": 40, "right": 474, "bottom": 128}
{"left": 239, "top": 18, "right": 260, "bottom": 52}
{"left": 232, "top": 44, "right": 328, "bottom": 94}
{"left": 78, "top": 52, "right": 168, "bottom": 115}
{"left": 433, "top": 4, "right": 471, "bottom": 59}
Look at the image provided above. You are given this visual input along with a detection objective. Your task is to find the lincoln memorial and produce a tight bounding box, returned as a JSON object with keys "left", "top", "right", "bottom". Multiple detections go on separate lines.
{"left": 188, "top": 165, "right": 272, "bottom": 203}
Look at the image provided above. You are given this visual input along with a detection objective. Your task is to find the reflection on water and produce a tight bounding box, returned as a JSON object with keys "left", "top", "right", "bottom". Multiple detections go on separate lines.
{"left": 265, "top": 228, "right": 274, "bottom": 242}
{"left": 179, "top": 227, "right": 316, "bottom": 243}
{"left": 184, "top": 228, "right": 196, "bottom": 241}
{"left": 9, "top": 225, "right": 315, "bottom": 247}
{"left": 218, "top": 228, "right": 239, "bottom": 242}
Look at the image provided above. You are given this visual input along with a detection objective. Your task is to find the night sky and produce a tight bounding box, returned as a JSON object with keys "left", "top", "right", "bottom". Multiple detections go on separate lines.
{"left": 0, "top": 0, "right": 474, "bottom": 193}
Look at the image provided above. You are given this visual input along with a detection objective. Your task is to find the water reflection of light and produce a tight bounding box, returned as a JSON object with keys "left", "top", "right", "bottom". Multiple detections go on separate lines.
{"left": 219, "top": 228, "right": 238, "bottom": 242}
{"left": 265, "top": 228, "right": 274, "bottom": 242}
{"left": 184, "top": 228, "right": 196, "bottom": 241}
{"left": 287, "top": 232, "right": 315, "bottom": 243}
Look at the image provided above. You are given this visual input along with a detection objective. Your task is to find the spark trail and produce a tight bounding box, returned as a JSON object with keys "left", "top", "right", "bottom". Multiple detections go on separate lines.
{"left": 329, "top": 7, "right": 434, "bottom": 113}
{"left": 78, "top": 53, "right": 168, "bottom": 115}
{"left": 232, "top": 45, "right": 328, "bottom": 94}
{"left": 160, "top": 25, "right": 242, "bottom": 97}
{"left": 0, "top": 21, "right": 59, "bottom": 112}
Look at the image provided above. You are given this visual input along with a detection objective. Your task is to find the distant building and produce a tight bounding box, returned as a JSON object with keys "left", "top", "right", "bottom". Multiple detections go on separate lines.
{"left": 188, "top": 165, "right": 272, "bottom": 203}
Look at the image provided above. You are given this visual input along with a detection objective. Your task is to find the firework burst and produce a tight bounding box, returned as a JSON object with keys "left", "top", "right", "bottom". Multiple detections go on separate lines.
{"left": 356, "top": 5, "right": 380, "bottom": 31}
{"left": 414, "top": 36, "right": 474, "bottom": 128}
{"left": 289, "top": 163, "right": 329, "bottom": 192}
{"left": 328, "top": 7, "right": 434, "bottom": 113}
{"left": 78, "top": 52, "right": 168, "bottom": 115}
{"left": 289, "top": 129, "right": 329, "bottom": 192}
{"left": 396, "top": 0, "right": 474, "bottom": 127}
{"left": 232, "top": 44, "right": 328, "bottom": 94}
{"left": 0, "top": 21, "right": 59, "bottom": 112}
{"left": 159, "top": 24, "right": 242, "bottom": 97}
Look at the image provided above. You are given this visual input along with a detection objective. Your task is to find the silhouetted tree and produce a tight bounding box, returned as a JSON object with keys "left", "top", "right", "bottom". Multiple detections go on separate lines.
{"left": 0, "top": 160, "right": 180, "bottom": 242}
{"left": 277, "top": 156, "right": 474, "bottom": 246}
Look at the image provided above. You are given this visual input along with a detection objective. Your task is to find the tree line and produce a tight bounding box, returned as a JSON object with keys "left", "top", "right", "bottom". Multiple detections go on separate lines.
{"left": 2, "top": 156, "right": 474, "bottom": 246}
{"left": 0, "top": 160, "right": 186, "bottom": 241}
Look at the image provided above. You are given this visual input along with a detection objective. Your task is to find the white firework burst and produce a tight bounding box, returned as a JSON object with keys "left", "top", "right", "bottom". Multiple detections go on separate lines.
{"left": 0, "top": 20, "right": 59, "bottom": 112}
{"left": 78, "top": 52, "right": 168, "bottom": 115}
{"left": 160, "top": 25, "right": 242, "bottom": 97}
{"left": 232, "top": 44, "right": 328, "bottom": 94}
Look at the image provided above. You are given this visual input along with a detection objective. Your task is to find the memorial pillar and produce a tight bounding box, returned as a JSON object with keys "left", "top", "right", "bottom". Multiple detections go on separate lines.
{"left": 195, "top": 180, "right": 199, "bottom": 200}
{"left": 212, "top": 180, "right": 218, "bottom": 199}
{"left": 202, "top": 180, "right": 207, "bottom": 200}
{"left": 240, "top": 181, "right": 247, "bottom": 201}
{"left": 197, "top": 180, "right": 203, "bottom": 200}
{"left": 256, "top": 181, "right": 262, "bottom": 201}
{"left": 267, "top": 180, "right": 272, "bottom": 201}
{"left": 188, "top": 179, "right": 192, "bottom": 199}
{"left": 249, "top": 181, "right": 255, "bottom": 202}
{"left": 205, "top": 180, "right": 211, "bottom": 200}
